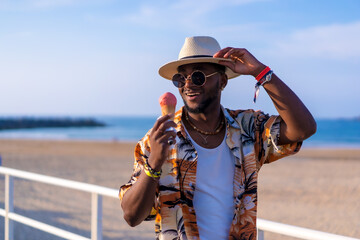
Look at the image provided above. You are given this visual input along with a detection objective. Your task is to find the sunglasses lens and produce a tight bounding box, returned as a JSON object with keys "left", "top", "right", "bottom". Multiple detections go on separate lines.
{"left": 172, "top": 74, "right": 185, "bottom": 88}
{"left": 191, "top": 71, "right": 206, "bottom": 86}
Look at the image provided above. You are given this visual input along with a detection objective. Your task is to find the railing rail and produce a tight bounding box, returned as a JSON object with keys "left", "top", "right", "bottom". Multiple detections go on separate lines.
{"left": 0, "top": 166, "right": 118, "bottom": 198}
{"left": 1, "top": 166, "right": 359, "bottom": 240}
{"left": 257, "top": 219, "right": 359, "bottom": 240}
{"left": 0, "top": 166, "right": 118, "bottom": 240}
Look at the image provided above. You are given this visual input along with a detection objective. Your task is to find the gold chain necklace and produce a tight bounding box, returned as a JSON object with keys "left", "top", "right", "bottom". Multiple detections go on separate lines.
{"left": 185, "top": 112, "right": 224, "bottom": 136}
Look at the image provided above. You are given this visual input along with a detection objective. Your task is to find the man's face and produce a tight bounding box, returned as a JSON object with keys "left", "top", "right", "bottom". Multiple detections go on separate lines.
{"left": 177, "top": 63, "right": 225, "bottom": 114}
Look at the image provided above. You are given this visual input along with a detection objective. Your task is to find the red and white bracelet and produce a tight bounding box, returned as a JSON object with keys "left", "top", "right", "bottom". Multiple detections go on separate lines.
{"left": 254, "top": 66, "right": 273, "bottom": 103}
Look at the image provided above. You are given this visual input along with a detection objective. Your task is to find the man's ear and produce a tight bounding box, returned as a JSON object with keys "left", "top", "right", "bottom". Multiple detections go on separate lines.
{"left": 220, "top": 73, "right": 228, "bottom": 90}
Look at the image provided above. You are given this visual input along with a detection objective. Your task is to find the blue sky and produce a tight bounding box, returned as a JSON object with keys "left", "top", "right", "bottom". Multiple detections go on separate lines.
{"left": 0, "top": 0, "right": 359, "bottom": 118}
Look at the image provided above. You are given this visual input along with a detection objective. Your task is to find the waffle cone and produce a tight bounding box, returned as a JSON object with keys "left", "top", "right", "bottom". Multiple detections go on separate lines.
{"left": 161, "top": 105, "right": 176, "bottom": 120}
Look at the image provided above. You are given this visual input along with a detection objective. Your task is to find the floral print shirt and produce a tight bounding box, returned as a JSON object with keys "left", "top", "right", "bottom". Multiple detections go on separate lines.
{"left": 119, "top": 106, "right": 302, "bottom": 240}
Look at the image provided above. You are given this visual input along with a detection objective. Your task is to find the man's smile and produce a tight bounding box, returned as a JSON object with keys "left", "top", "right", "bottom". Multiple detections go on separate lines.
{"left": 185, "top": 92, "right": 200, "bottom": 96}
{"left": 184, "top": 91, "right": 202, "bottom": 101}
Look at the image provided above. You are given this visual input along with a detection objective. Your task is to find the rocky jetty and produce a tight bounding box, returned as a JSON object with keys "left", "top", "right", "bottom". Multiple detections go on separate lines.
{"left": 0, "top": 117, "right": 106, "bottom": 130}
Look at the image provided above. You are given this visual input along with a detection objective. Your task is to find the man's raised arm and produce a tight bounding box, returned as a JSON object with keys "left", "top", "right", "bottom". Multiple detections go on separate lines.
{"left": 214, "top": 47, "right": 317, "bottom": 144}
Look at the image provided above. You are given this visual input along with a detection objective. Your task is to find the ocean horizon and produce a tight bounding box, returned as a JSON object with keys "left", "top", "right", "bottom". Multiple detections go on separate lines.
{"left": 0, "top": 116, "right": 359, "bottom": 148}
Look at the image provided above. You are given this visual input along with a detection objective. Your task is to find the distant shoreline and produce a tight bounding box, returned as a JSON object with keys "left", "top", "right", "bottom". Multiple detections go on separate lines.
{"left": 0, "top": 117, "right": 106, "bottom": 130}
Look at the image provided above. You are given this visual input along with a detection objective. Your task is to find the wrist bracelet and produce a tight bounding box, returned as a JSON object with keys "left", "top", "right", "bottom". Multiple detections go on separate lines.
{"left": 255, "top": 66, "right": 271, "bottom": 81}
{"left": 253, "top": 69, "right": 273, "bottom": 103}
{"left": 144, "top": 167, "right": 161, "bottom": 179}
{"left": 144, "top": 158, "right": 162, "bottom": 179}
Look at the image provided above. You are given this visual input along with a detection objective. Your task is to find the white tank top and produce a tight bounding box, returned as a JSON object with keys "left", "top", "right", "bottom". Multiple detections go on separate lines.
{"left": 185, "top": 127, "right": 235, "bottom": 240}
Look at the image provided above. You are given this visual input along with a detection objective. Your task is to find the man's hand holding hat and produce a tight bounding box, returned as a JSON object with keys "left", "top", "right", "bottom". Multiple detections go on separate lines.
{"left": 213, "top": 47, "right": 266, "bottom": 78}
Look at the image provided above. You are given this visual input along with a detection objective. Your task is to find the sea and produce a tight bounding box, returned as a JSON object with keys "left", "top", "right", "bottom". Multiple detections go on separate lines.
{"left": 0, "top": 116, "right": 359, "bottom": 148}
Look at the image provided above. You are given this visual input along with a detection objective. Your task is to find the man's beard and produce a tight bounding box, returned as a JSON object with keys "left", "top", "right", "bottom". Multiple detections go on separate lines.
{"left": 183, "top": 89, "right": 219, "bottom": 114}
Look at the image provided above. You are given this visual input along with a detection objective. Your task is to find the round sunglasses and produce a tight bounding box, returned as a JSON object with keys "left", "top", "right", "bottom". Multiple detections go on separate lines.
{"left": 172, "top": 70, "right": 219, "bottom": 88}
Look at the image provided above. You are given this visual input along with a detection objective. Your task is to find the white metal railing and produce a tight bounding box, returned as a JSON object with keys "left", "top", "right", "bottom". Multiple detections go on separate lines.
{"left": 257, "top": 219, "right": 360, "bottom": 240}
{"left": 0, "top": 166, "right": 118, "bottom": 240}
{"left": 1, "top": 166, "right": 359, "bottom": 240}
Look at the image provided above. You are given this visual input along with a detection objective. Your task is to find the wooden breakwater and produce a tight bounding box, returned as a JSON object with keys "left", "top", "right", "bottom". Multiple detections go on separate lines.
{"left": 0, "top": 117, "right": 106, "bottom": 130}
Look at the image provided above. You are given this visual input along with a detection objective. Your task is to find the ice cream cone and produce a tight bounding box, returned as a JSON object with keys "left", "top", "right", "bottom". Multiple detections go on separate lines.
{"left": 159, "top": 92, "right": 177, "bottom": 145}
{"left": 159, "top": 92, "right": 177, "bottom": 120}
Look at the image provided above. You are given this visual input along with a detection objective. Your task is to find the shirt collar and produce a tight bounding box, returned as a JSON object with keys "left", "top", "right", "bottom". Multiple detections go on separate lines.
{"left": 173, "top": 105, "right": 240, "bottom": 135}
{"left": 221, "top": 105, "right": 240, "bottom": 130}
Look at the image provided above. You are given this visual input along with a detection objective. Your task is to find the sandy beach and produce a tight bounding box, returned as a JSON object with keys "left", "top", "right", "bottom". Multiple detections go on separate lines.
{"left": 0, "top": 139, "right": 359, "bottom": 240}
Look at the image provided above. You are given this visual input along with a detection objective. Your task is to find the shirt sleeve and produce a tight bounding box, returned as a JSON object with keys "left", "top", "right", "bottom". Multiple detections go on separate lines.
{"left": 119, "top": 134, "right": 159, "bottom": 221}
{"left": 252, "top": 111, "right": 302, "bottom": 169}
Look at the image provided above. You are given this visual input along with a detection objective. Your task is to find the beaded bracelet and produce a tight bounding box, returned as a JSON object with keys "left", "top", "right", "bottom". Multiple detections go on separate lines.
{"left": 143, "top": 158, "right": 162, "bottom": 179}
{"left": 253, "top": 67, "right": 273, "bottom": 103}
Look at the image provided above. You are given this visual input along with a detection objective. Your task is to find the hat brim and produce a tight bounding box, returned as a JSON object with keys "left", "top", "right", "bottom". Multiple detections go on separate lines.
{"left": 158, "top": 57, "right": 240, "bottom": 80}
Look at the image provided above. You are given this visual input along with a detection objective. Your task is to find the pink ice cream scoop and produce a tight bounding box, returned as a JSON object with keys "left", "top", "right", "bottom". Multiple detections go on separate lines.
{"left": 159, "top": 92, "right": 177, "bottom": 119}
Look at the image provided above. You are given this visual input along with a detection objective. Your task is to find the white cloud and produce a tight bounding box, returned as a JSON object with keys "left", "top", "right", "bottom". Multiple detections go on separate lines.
{"left": 272, "top": 21, "right": 360, "bottom": 59}
{"left": 122, "top": 5, "right": 162, "bottom": 27}
{"left": 121, "top": 0, "right": 266, "bottom": 30}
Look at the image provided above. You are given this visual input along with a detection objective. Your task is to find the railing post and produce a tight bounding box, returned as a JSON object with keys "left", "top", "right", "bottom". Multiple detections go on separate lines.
{"left": 5, "top": 174, "right": 14, "bottom": 240}
{"left": 91, "top": 192, "right": 102, "bottom": 240}
{"left": 258, "top": 229, "right": 264, "bottom": 240}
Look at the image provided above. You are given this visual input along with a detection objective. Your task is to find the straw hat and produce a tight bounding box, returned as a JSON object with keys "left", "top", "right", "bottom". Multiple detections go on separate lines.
{"left": 159, "top": 36, "right": 240, "bottom": 80}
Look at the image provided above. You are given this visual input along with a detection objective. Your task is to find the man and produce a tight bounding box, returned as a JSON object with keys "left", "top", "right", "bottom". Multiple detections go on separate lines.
{"left": 120, "top": 36, "right": 316, "bottom": 240}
